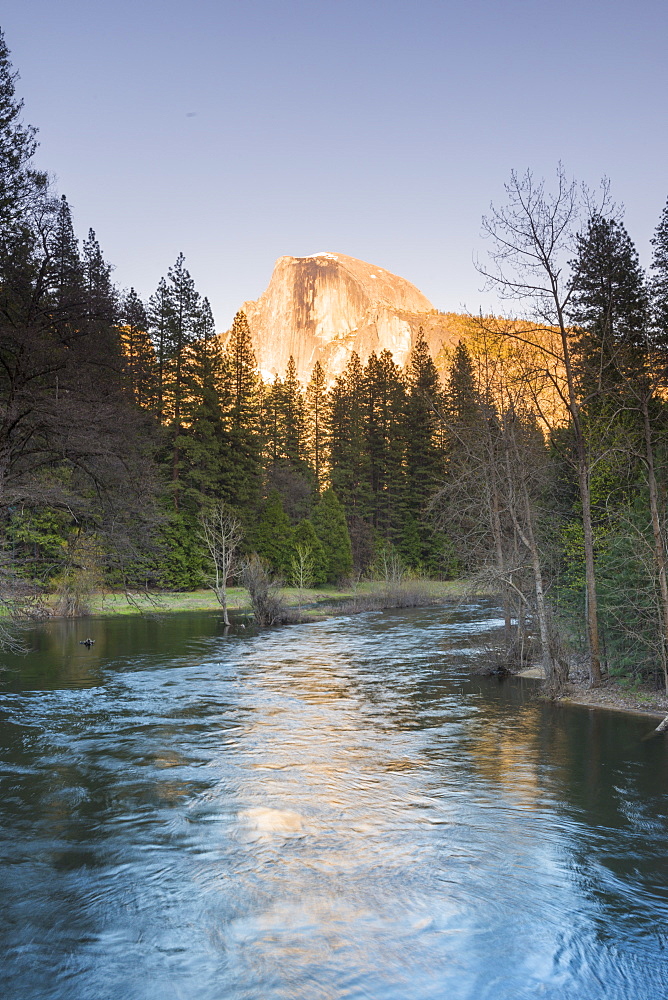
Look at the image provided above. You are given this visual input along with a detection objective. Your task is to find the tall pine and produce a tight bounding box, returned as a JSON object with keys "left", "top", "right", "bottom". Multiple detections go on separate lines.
{"left": 364, "top": 349, "right": 406, "bottom": 539}
{"left": 0, "top": 28, "right": 37, "bottom": 229}
{"left": 220, "top": 310, "right": 263, "bottom": 512}
{"left": 304, "top": 360, "right": 329, "bottom": 490}
{"left": 329, "top": 352, "right": 369, "bottom": 517}
{"left": 120, "top": 288, "right": 155, "bottom": 408}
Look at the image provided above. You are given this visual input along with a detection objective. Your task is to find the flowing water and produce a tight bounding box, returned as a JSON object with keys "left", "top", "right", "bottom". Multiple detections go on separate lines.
{"left": 0, "top": 604, "right": 667, "bottom": 1000}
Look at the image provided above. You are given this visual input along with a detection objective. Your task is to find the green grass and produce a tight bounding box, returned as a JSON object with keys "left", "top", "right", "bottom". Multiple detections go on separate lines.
{"left": 81, "top": 579, "right": 468, "bottom": 618}
{"left": 0, "top": 578, "right": 472, "bottom": 621}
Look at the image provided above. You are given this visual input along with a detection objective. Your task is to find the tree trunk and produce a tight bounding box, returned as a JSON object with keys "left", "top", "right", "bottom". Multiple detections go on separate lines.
{"left": 578, "top": 457, "right": 602, "bottom": 684}
{"left": 556, "top": 312, "right": 602, "bottom": 685}
{"left": 503, "top": 420, "right": 562, "bottom": 688}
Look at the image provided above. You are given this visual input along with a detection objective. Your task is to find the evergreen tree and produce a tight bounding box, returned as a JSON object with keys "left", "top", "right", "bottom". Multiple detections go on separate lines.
{"left": 567, "top": 215, "right": 651, "bottom": 513}
{"left": 312, "top": 488, "right": 353, "bottom": 583}
{"left": 404, "top": 329, "right": 444, "bottom": 511}
{"left": 120, "top": 288, "right": 155, "bottom": 408}
{"left": 402, "top": 330, "right": 445, "bottom": 567}
{"left": 329, "top": 352, "right": 370, "bottom": 516}
{"left": 446, "top": 341, "right": 480, "bottom": 429}
{"left": 158, "top": 510, "right": 205, "bottom": 590}
{"left": 220, "top": 310, "right": 263, "bottom": 511}
{"left": 437, "top": 340, "right": 486, "bottom": 574}
{"left": 569, "top": 215, "right": 649, "bottom": 403}
{"left": 48, "top": 194, "right": 84, "bottom": 321}
{"left": 283, "top": 356, "right": 305, "bottom": 465}
{"left": 650, "top": 197, "right": 668, "bottom": 348}
{"left": 147, "top": 277, "right": 173, "bottom": 422}
{"left": 165, "top": 252, "right": 199, "bottom": 425}
{"left": 291, "top": 518, "right": 328, "bottom": 586}
{"left": 222, "top": 311, "right": 261, "bottom": 429}
{"left": 0, "top": 28, "right": 38, "bottom": 229}
{"left": 178, "top": 297, "right": 230, "bottom": 508}
{"left": 260, "top": 358, "right": 306, "bottom": 470}
{"left": 364, "top": 349, "right": 406, "bottom": 539}
{"left": 304, "top": 360, "right": 329, "bottom": 490}
{"left": 82, "top": 228, "right": 116, "bottom": 324}
{"left": 78, "top": 229, "right": 123, "bottom": 384}
{"left": 250, "top": 490, "right": 294, "bottom": 577}
{"left": 263, "top": 373, "right": 285, "bottom": 464}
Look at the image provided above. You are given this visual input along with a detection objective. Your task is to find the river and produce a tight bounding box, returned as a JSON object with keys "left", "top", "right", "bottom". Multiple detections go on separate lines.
{"left": 0, "top": 604, "right": 667, "bottom": 999}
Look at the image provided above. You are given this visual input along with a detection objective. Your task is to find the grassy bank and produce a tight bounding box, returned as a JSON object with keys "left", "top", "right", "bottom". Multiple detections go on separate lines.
{"left": 82, "top": 578, "right": 468, "bottom": 618}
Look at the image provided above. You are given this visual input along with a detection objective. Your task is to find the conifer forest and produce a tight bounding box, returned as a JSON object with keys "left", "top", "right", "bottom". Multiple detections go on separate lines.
{"left": 3, "top": 28, "right": 668, "bottom": 692}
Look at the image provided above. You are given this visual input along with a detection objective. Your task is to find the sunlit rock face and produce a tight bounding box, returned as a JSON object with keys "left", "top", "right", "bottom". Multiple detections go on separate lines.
{"left": 239, "top": 252, "right": 456, "bottom": 381}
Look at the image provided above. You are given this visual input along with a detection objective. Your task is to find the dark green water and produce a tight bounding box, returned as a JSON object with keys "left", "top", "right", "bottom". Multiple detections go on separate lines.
{"left": 0, "top": 604, "right": 667, "bottom": 1000}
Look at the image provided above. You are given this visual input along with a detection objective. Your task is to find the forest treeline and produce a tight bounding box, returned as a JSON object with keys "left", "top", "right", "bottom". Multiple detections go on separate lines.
{"left": 3, "top": 29, "right": 668, "bottom": 689}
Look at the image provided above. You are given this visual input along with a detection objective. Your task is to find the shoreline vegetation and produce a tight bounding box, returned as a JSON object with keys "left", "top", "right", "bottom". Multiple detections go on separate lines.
{"left": 36, "top": 578, "right": 467, "bottom": 620}
{"left": 20, "top": 580, "right": 668, "bottom": 724}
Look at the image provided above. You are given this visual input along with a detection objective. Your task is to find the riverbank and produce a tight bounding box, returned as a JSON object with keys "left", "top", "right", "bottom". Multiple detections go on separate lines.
{"left": 74, "top": 578, "right": 469, "bottom": 619}
{"left": 517, "top": 664, "right": 668, "bottom": 720}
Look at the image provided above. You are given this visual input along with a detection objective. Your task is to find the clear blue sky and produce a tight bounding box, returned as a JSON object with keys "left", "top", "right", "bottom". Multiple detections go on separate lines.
{"left": 3, "top": 0, "right": 667, "bottom": 330}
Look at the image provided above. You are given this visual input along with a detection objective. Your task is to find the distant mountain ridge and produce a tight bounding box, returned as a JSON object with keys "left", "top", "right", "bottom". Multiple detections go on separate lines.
{"left": 234, "top": 252, "right": 463, "bottom": 381}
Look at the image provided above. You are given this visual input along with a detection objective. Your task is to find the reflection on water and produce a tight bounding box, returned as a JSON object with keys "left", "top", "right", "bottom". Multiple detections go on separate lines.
{"left": 1, "top": 605, "right": 667, "bottom": 999}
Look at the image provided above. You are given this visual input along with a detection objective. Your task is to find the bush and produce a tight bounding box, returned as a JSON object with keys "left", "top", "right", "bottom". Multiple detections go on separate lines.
{"left": 241, "top": 554, "right": 291, "bottom": 626}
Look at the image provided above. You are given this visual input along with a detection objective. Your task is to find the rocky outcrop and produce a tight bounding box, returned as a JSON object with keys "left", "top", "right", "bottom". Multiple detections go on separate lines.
{"left": 236, "top": 252, "right": 461, "bottom": 381}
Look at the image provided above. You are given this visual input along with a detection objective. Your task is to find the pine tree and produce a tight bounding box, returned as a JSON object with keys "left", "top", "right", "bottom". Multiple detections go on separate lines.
{"left": 312, "top": 488, "right": 353, "bottom": 583}
{"left": 222, "top": 311, "right": 261, "bottom": 431}
{"left": 262, "top": 373, "right": 285, "bottom": 464}
{"left": 48, "top": 194, "right": 84, "bottom": 321}
{"left": 569, "top": 215, "right": 649, "bottom": 403}
{"left": 147, "top": 277, "right": 173, "bottom": 422}
{"left": 304, "top": 360, "right": 329, "bottom": 490}
{"left": 283, "top": 356, "right": 305, "bottom": 465}
{"left": 438, "top": 340, "right": 485, "bottom": 573}
{"left": 158, "top": 510, "right": 205, "bottom": 590}
{"left": 120, "top": 288, "right": 155, "bottom": 408}
{"left": 329, "top": 352, "right": 369, "bottom": 516}
{"left": 403, "top": 330, "right": 444, "bottom": 566}
{"left": 220, "top": 310, "right": 263, "bottom": 511}
{"left": 250, "top": 490, "right": 294, "bottom": 577}
{"left": 291, "top": 518, "right": 328, "bottom": 586}
{"left": 0, "top": 29, "right": 37, "bottom": 229}
{"left": 82, "top": 229, "right": 116, "bottom": 324}
{"left": 260, "top": 358, "right": 305, "bottom": 469}
{"left": 178, "top": 297, "right": 230, "bottom": 507}
{"left": 79, "top": 229, "right": 123, "bottom": 384}
{"left": 404, "top": 329, "right": 443, "bottom": 507}
{"left": 165, "top": 252, "right": 199, "bottom": 426}
{"left": 567, "top": 215, "right": 652, "bottom": 515}
{"left": 650, "top": 198, "right": 668, "bottom": 348}
{"left": 446, "top": 342, "right": 480, "bottom": 429}
{"left": 364, "top": 349, "right": 407, "bottom": 539}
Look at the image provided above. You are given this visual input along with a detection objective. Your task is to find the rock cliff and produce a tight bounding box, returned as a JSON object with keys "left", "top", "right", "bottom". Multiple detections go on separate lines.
{"left": 236, "top": 252, "right": 460, "bottom": 381}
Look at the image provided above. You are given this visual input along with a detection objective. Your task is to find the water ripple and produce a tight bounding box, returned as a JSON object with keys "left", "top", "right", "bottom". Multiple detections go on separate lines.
{"left": 1, "top": 605, "right": 667, "bottom": 999}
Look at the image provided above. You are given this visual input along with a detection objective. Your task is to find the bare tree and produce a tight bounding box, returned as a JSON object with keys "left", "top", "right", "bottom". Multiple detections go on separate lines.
{"left": 290, "top": 542, "right": 314, "bottom": 619}
{"left": 241, "top": 553, "right": 288, "bottom": 626}
{"left": 477, "top": 166, "right": 609, "bottom": 684}
{"left": 372, "top": 541, "right": 406, "bottom": 591}
{"left": 199, "top": 503, "right": 243, "bottom": 625}
{"left": 433, "top": 331, "right": 565, "bottom": 687}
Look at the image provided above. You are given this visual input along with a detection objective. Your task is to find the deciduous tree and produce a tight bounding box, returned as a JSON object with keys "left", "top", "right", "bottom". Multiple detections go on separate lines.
{"left": 477, "top": 167, "right": 607, "bottom": 683}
